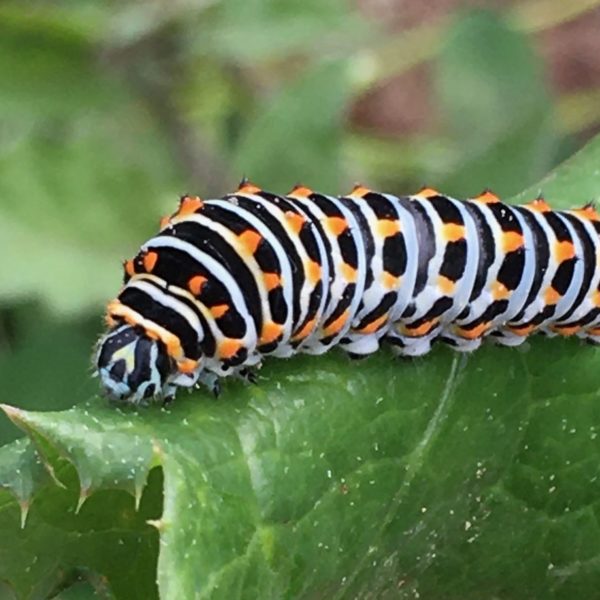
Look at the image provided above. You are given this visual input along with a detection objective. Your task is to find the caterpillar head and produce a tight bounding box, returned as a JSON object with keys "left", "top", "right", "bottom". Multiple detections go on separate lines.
{"left": 95, "top": 325, "right": 174, "bottom": 404}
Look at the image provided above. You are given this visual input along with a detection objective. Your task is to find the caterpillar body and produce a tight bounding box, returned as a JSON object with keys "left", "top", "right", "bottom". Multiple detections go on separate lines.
{"left": 95, "top": 182, "right": 600, "bottom": 404}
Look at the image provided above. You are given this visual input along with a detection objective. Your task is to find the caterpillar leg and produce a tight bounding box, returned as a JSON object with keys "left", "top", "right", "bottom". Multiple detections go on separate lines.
{"left": 489, "top": 328, "right": 529, "bottom": 347}
{"left": 436, "top": 330, "right": 483, "bottom": 352}
{"left": 384, "top": 331, "right": 434, "bottom": 357}
{"left": 199, "top": 364, "right": 260, "bottom": 396}
{"left": 338, "top": 333, "right": 381, "bottom": 357}
{"left": 197, "top": 371, "right": 221, "bottom": 397}
{"left": 236, "top": 367, "right": 259, "bottom": 384}
{"left": 581, "top": 323, "right": 600, "bottom": 344}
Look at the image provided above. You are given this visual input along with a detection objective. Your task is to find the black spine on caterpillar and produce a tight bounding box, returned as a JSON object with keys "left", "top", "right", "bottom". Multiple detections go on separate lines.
{"left": 94, "top": 182, "right": 600, "bottom": 404}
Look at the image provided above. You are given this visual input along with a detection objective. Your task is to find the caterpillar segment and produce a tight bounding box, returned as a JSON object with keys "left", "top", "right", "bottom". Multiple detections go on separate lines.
{"left": 96, "top": 184, "right": 600, "bottom": 404}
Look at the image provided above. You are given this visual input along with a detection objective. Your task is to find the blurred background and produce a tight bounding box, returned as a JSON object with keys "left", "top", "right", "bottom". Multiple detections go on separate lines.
{"left": 1, "top": 0, "right": 600, "bottom": 444}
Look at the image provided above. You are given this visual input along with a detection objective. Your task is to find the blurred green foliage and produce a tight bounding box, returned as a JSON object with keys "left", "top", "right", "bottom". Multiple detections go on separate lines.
{"left": 0, "top": 0, "right": 597, "bottom": 447}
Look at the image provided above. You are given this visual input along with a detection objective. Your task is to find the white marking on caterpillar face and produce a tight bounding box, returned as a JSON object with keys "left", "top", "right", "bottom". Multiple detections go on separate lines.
{"left": 96, "top": 325, "right": 175, "bottom": 404}
{"left": 98, "top": 367, "right": 132, "bottom": 399}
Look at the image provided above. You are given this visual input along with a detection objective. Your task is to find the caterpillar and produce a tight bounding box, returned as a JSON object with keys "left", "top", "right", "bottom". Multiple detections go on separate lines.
{"left": 95, "top": 181, "right": 600, "bottom": 404}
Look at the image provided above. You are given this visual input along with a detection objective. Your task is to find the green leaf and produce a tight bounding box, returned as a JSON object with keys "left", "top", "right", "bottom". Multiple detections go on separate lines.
{"left": 51, "top": 578, "right": 115, "bottom": 600}
{"left": 437, "top": 10, "right": 548, "bottom": 144}
{"left": 510, "top": 133, "right": 600, "bottom": 207}
{"left": 0, "top": 434, "right": 161, "bottom": 599}
{"left": 435, "top": 9, "right": 561, "bottom": 197}
{"left": 2, "top": 135, "right": 600, "bottom": 598}
{"left": 0, "top": 306, "right": 100, "bottom": 446}
{"left": 0, "top": 14, "right": 182, "bottom": 315}
{"left": 0, "top": 437, "right": 51, "bottom": 526}
{"left": 192, "top": 0, "right": 367, "bottom": 63}
{"left": 0, "top": 12, "right": 117, "bottom": 121}
{"left": 232, "top": 61, "right": 350, "bottom": 193}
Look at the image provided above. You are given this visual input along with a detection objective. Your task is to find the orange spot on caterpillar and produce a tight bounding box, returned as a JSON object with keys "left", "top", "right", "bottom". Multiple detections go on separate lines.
{"left": 188, "top": 275, "right": 207, "bottom": 296}
{"left": 263, "top": 272, "right": 281, "bottom": 291}
{"left": 555, "top": 240, "right": 576, "bottom": 262}
{"left": 177, "top": 195, "right": 204, "bottom": 217}
{"left": 218, "top": 338, "right": 243, "bottom": 359}
{"left": 356, "top": 313, "right": 388, "bottom": 335}
{"left": 402, "top": 319, "right": 439, "bottom": 337}
{"left": 528, "top": 197, "right": 551, "bottom": 212}
{"left": 572, "top": 203, "right": 599, "bottom": 221}
{"left": 210, "top": 304, "right": 229, "bottom": 319}
{"left": 443, "top": 223, "right": 465, "bottom": 242}
{"left": 592, "top": 289, "right": 600, "bottom": 306}
{"left": 292, "top": 317, "right": 317, "bottom": 341}
{"left": 165, "top": 337, "right": 182, "bottom": 358}
{"left": 417, "top": 186, "right": 439, "bottom": 198}
{"left": 285, "top": 211, "right": 306, "bottom": 235}
{"left": 322, "top": 309, "right": 350, "bottom": 337}
{"left": 305, "top": 260, "right": 322, "bottom": 285}
{"left": 143, "top": 251, "right": 158, "bottom": 273}
{"left": 325, "top": 216, "right": 348, "bottom": 236}
{"left": 377, "top": 219, "right": 401, "bottom": 238}
{"left": 544, "top": 286, "right": 561, "bottom": 305}
{"left": 474, "top": 189, "right": 499, "bottom": 204}
{"left": 238, "top": 230, "right": 262, "bottom": 255}
{"left": 381, "top": 271, "right": 399, "bottom": 289}
{"left": 437, "top": 275, "right": 456, "bottom": 295}
{"left": 491, "top": 281, "right": 511, "bottom": 300}
{"left": 508, "top": 324, "right": 536, "bottom": 336}
{"left": 340, "top": 262, "right": 357, "bottom": 283}
{"left": 503, "top": 231, "right": 524, "bottom": 253}
{"left": 550, "top": 324, "right": 581, "bottom": 336}
{"left": 260, "top": 321, "right": 283, "bottom": 344}
{"left": 454, "top": 322, "right": 490, "bottom": 340}
{"left": 237, "top": 180, "right": 262, "bottom": 194}
{"left": 124, "top": 259, "right": 136, "bottom": 278}
{"left": 178, "top": 358, "right": 200, "bottom": 374}
{"left": 159, "top": 215, "right": 171, "bottom": 229}
{"left": 287, "top": 184, "right": 314, "bottom": 198}
{"left": 349, "top": 184, "right": 371, "bottom": 198}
